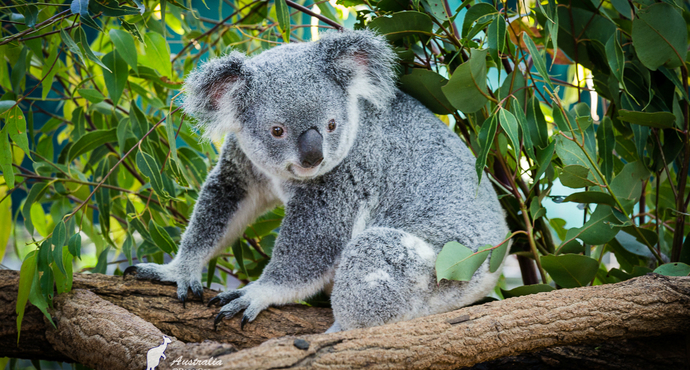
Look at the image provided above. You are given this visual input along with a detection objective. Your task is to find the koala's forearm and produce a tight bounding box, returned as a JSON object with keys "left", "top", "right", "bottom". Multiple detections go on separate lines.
{"left": 175, "top": 144, "right": 276, "bottom": 266}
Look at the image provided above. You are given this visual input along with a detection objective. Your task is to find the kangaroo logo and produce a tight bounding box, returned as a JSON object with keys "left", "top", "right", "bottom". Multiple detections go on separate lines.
{"left": 146, "top": 336, "right": 171, "bottom": 370}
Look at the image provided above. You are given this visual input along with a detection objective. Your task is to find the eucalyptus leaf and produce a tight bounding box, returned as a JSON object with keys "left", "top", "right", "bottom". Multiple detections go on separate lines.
{"left": 632, "top": 3, "right": 687, "bottom": 70}
{"left": 436, "top": 241, "right": 491, "bottom": 283}
{"left": 442, "top": 49, "right": 488, "bottom": 113}
{"left": 541, "top": 254, "right": 599, "bottom": 288}
{"left": 368, "top": 11, "right": 433, "bottom": 41}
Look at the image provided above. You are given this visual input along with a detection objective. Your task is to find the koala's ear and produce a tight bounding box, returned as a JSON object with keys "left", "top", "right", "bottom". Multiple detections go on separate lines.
{"left": 183, "top": 52, "right": 251, "bottom": 139}
{"left": 318, "top": 30, "right": 397, "bottom": 108}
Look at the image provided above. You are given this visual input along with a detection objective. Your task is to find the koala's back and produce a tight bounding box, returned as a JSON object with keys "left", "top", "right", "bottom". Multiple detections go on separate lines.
{"left": 338, "top": 90, "right": 507, "bottom": 253}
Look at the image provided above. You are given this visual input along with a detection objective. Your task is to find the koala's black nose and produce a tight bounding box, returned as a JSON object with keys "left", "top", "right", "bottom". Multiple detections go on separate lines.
{"left": 297, "top": 128, "right": 323, "bottom": 168}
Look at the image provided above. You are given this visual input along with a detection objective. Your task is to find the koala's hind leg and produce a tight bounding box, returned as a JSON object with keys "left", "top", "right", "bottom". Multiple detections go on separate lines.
{"left": 330, "top": 227, "right": 438, "bottom": 331}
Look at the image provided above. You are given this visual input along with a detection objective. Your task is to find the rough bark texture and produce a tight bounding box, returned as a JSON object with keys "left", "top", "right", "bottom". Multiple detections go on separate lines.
{"left": 467, "top": 335, "right": 689, "bottom": 370}
{"left": 1, "top": 271, "right": 689, "bottom": 369}
{"left": 0, "top": 270, "right": 333, "bottom": 359}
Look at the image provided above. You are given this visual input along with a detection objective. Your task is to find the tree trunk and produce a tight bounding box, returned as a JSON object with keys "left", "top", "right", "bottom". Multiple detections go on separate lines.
{"left": 0, "top": 271, "right": 688, "bottom": 369}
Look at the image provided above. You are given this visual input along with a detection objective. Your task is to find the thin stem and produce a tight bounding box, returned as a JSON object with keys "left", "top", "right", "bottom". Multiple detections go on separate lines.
{"left": 285, "top": 0, "right": 343, "bottom": 31}
{"left": 0, "top": 9, "right": 71, "bottom": 46}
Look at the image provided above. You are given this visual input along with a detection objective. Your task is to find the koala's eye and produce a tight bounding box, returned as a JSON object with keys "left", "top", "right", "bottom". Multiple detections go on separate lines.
{"left": 327, "top": 119, "right": 337, "bottom": 132}
{"left": 271, "top": 126, "right": 285, "bottom": 138}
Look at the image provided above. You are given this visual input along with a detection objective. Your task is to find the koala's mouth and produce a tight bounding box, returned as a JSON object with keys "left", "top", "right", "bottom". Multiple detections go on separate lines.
{"left": 289, "top": 163, "right": 322, "bottom": 178}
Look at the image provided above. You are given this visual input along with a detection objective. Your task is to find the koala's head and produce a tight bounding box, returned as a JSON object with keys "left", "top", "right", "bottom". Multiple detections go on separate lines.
{"left": 183, "top": 30, "right": 396, "bottom": 181}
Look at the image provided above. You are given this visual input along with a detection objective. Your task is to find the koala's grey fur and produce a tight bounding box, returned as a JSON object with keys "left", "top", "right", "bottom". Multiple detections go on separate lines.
{"left": 127, "top": 30, "right": 509, "bottom": 332}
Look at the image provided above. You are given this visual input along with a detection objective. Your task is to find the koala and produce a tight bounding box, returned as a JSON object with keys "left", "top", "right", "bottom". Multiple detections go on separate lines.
{"left": 124, "top": 30, "right": 509, "bottom": 333}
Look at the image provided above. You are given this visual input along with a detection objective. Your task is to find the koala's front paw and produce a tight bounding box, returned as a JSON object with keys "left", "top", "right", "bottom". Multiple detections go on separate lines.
{"left": 123, "top": 262, "right": 204, "bottom": 306}
{"left": 209, "top": 285, "right": 270, "bottom": 331}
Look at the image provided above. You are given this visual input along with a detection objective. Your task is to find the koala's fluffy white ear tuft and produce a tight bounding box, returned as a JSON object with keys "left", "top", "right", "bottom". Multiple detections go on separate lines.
{"left": 183, "top": 52, "right": 250, "bottom": 140}
{"left": 318, "top": 30, "right": 397, "bottom": 109}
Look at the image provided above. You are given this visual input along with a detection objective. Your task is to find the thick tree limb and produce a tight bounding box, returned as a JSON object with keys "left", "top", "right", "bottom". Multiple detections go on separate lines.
{"left": 0, "top": 270, "right": 332, "bottom": 360}
{"left": 1, "top": 271, "right": 689, "bottom": 369}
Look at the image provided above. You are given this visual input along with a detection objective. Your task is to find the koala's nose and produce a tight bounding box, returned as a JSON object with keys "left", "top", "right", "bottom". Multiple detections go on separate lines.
{"left": 297, "top": 128, "right": 323, "bottom": 168}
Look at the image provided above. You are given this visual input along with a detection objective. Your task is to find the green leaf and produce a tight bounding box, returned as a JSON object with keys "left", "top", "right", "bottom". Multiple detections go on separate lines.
{"left": 74, "top": 27, "right": 110, "bottom": 72}
{"left": 41, "top": 43, "right": 60, "bottom": 100}
{"left": 16, "top": 251, "right": 37, "bottom": 342}
{"left": 399, "top": 69, "right": 454, "bottom": 115}
{"left": 555, "top": 135, "right": 603, "bottom": 184}
{"left": 501, "top": 284, "right": 554, "bottom": 298}
{"left": 92, "top": 246, "right": 110, "bottom": 274}
{"left": 609, "top": 161, "right": 650, "bottom": 205}
{"left": 29, "top": 267, "right": 54, "bottom": 328}
{"left": 4, "top": 105, "right": 31, "bottom": 159}
{"left": 653, "top": 263, "right": 690, "bottom": 277}
{"left": 533, "top": 140, "right": 554, "bottom": 187}
{"left": 617, "top": 110, "right": 676, "bottom": 129}
{"left": 60, "top": 29, "right": 86, "bottom": 66}
{"left": 102, "top": 50, "right": 128, "bottom": 105}
{"left": 53, "top": 246, "right": 73, "bottom": 294}
{"left": 148, "top": 219, "right": 177, "bottom": 255}
{"left": 0, "top": 128, "right": 13, "bottom": 188}
{"left": 0, "top": 186, "right": 10, "bottom": 264}
{"left": 559, "top": 164, "right": 598, "bottom": 188}
{"left": 68, "top": 128, "right": 118, "bottom": 162}
{"left": 109, "top": 30, "right": 137, "bottom": 74}
{"left": 565, "top": 205, "right": 622, "bottom": 246}
{"left": 632, "top": 3, "right": 687, "bottom": 70}
{"left": 122, "top": 232, "right": 134, "bottom": 265}
{"left": 274, "top": 0, "right": 290, "bottom": 42}
{"left": 136, "top": 151, "right": 170, "bottom": 199}
{"left": 615, "top": 230, "right": 656, "bottom": 259}
{"left": 461, "top": 3, "right": 497, "bottom": 38}
{"left": 596, "top": 117, "right": 615, "bottom": 182}
{"left": 52, "top": 220, "right": 67, "bottom": 276}
{"left": 474, "top": 115, "right": 497, "bottom": 186}
{"left": 68, "top": 233, "right": 82, "bottom": 260}
{"left": 498, "top": 108, "right": 520, "bottom": 153}
{"left": 244, "top": 218, "right": 282, "bottom": 239}
{"left": 525, "top": 96, "right": 548, "bottom": 149}
{"left": 605, "top": 31, "right": 626, "bottom": 93}
{"left": 144, "top": 33, "right": 172, "bottom": 79}
{"left": 121, "top": 19, "right": 144, "bottom": 42}
{"left": 489, "top": 238, "right": 509, "bottom": 273}
{"left": 367, "top": 11, "right": 433, "bottom": 42}
{"left": 435, "top": 241, "right": 491, "bottom": 283}
{"left": 206, "top": 257, "right": 218, "bottom": 288}
{"left": 70, "top": 0, "right": 90, "bottom": 17}
{"left": 77, "top": 88, "right": 105, "bottom": 104}
{"left": 21, "top": 183, "right": 48, "bottom": 235}
{"left": 442, "top": 49, "right": 488, "bottom": 113}
{"left": 166, "top": 113, "right": 179, "bottom": 165}
{"left": 522, "top": 33, "right": 554, "bottom": 91}
{"left": 487, "top": 15, "right": 506, "bottom": 64}
{"left": 541, "top": 254, "right": 599, "bottom": 288}
{"left": 10, "top": 47, "right": 28, "bottom": 93}
{"left": 563, "top": 191, "right": 615, "bottom": 206}
{"left": 232, "top": 240, "right": 248, "bottom": 277}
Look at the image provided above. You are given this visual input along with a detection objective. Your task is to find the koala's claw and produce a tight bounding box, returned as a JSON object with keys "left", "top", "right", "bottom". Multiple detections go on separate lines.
{"left": 213, "top": 312, "right": 225, "bottom": 331}
{"left": 122, "top": 266, "right": 138, "bottom": 279}
{"left": 241, "top": 316, "right": 249, "bottom": 331}
{"left": 208, "top": 290, "right": 243, "bottom": 307}
{"left": 207, "top": 296, "right": 221, "bottom": 307}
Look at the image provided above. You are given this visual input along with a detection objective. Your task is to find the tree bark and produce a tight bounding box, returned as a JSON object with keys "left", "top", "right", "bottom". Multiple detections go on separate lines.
{"left": 0, "top": 271, "right": 688, "bottom": 369}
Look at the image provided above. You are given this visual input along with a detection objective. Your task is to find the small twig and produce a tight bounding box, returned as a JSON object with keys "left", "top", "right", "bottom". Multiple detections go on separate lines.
{"left": 285, "top": 0, "right": 343, "bottom": 31}
{"left": 0, "top": 9, "right": 71, "bottom": 46}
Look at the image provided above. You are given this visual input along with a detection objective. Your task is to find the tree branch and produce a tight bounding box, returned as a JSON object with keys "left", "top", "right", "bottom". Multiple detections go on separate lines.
{"left": 1, "top": 271, "right": 689, "bottom": 369}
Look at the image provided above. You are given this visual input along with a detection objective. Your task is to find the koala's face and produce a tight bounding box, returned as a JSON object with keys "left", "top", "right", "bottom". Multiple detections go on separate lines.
{"left": 183, "top": 31, "right": 396, "bottom": 181}
{"left": 235, "top": 68, "right": 355, "bottom": 180}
